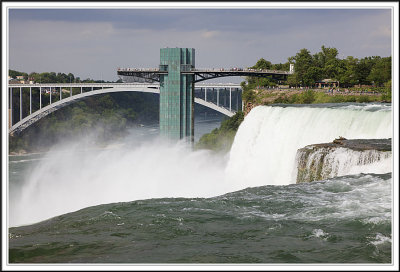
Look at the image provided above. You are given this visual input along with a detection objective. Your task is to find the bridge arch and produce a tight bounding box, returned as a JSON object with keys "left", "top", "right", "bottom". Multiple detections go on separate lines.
{"left": 10, "top": 86, "right": 235, "bottom": 134}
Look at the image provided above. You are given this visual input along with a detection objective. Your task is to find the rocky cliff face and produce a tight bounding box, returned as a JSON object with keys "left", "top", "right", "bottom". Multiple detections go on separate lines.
{"left": 295, "top": 138, "right": 392, "bottom": 183}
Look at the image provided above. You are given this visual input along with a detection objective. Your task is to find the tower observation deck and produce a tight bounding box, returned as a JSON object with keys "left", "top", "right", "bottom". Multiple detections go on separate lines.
{"left": 117, "top": 48, "right": 293, "bottom": 142}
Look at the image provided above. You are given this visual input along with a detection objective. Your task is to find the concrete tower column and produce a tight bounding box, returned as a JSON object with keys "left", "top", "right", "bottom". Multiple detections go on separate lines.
{"left": 159, "top": 47, "right": 195, "bottom": 142}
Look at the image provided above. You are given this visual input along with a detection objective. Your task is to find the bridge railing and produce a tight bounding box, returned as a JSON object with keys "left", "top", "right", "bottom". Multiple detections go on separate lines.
{"left": 118, "top": 67, "right": 292, "bottom": 74}
{"left": 193, "top": 68, "right": 292, "bottom": 74}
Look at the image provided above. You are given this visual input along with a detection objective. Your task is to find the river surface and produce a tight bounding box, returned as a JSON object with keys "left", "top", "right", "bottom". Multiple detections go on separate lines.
{"left": 7, "top": 103, "right": 393, "bottom": 266}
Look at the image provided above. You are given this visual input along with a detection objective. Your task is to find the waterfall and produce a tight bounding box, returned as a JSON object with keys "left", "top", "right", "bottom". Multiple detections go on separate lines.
{"left": 295, "top": 145, "right": 392, "bottom": 183}
{"left": 226, "top": 104, "right": 392, "bottom": 186}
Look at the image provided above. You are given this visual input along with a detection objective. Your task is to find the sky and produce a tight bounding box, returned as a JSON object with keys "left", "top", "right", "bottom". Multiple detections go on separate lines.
{"left": 6, "top": 3, "right": 394, "bottom": 82}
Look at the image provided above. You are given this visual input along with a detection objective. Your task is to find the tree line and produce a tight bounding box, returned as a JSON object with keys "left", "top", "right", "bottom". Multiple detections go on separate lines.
{"left": 242, "top": 45, "right": 391, "bottom": 90}
{"left": 9, "top": 70, "right": 122, "bottom": 83}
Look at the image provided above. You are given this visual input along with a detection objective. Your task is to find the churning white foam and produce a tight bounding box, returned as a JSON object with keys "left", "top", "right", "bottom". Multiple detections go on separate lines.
{"left": 226, "top": 105, "right": 392, "bottom": 187}
{"left": 10, "top": 104, "right": 392, "bottom": 227}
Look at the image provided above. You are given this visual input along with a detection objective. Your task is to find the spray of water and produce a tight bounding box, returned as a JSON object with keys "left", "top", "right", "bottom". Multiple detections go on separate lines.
{"left": 11, "top": 134, "right": 248, "bottom": 227}
{"left": 10, "top": 104, "right": 392, "bottom": 227}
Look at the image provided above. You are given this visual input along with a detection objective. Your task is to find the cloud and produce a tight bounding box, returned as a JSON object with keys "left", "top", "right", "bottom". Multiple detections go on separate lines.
{"left": 8, "top": 8, "right": 393, "bottom": 81}
{"left": 201, "top": 30, "right": 219, "bottom": 39}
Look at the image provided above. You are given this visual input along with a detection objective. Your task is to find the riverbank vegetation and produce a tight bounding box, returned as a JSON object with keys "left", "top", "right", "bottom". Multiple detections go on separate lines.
{"left": 195, "top": 111, "right": 244, "bottom": 153}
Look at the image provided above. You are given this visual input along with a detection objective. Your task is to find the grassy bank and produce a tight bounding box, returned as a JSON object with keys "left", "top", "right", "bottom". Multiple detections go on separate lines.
{"left": 246, "top": 87, "right": 391, "bottom": 106}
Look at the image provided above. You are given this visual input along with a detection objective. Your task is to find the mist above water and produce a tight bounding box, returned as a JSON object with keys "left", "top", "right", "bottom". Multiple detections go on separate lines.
{"left": 11, "top": 135, "right": 238, "bottom": 227}
{"left": 10, "top": 104, "right": 392, "bottom": 227}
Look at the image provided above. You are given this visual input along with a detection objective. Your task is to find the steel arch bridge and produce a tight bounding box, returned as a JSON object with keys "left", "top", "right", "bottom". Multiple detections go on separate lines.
{"left": 8, "top": 83, "right": 242, "bottom": 134}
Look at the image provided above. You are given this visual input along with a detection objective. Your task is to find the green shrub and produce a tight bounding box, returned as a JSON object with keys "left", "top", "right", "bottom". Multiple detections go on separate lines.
{"left": 195, "top": 111, "right": 244, "bottom": 152}
{"left": 301, "top": 90, "right": 316, "bottom": 104}
{"left": 242, "top": 90, "right": 256, "bottom": 103}
{"left": 357, "top": 96, "right": 371, "bottom": 103}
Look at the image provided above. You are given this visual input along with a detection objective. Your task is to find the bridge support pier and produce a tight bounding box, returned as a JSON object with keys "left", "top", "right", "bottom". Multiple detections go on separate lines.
{"left": 229, "top": 87, "right": 232, "bottom": 111}
{"left": 20, "top": 87, "right": 22, "bottom": 121}
{"left": 217, "top": 89, "right": 219, "bottom": 106}
{"left": 50, "top": 88, "right": 52, "bottom": 104}
{"left": 30, "top": 87, "right": 32, "bottom": 115}
{"left": 40, "top": 87, "right": 42, "bottom": 109}
{"left": 10, "top": 88, "right": 12, "bottom": 127}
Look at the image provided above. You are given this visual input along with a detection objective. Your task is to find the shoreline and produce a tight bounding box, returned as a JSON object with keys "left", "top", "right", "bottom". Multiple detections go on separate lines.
{"left": 9, "top": 143, "right": 127, "bottom": 157}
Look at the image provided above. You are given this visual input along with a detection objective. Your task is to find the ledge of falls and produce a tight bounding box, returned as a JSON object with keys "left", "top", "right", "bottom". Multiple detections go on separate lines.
{"left": 295, "top": 138, "right": 392, "bottom": 183}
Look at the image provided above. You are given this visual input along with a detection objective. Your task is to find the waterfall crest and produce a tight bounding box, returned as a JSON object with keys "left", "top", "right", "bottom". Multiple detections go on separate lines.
{"left": 226, "top": 104, "right": 392, "bottom": 186}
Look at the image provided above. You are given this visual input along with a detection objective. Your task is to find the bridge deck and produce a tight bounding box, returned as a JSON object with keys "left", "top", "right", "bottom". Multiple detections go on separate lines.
{"left": 117, "top": 68, "right": 292, "bottom": 83}
{"left": 117, "top": 67, "right": 291, "bottom": 74}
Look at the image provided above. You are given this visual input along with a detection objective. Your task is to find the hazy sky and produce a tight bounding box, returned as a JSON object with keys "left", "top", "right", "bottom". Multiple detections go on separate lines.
{"left": 7, "top": 3, "right": 393, "bottom": 82}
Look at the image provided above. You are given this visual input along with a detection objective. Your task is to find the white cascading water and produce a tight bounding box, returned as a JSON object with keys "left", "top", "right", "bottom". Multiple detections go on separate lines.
{"left": 226, "top": 104, "right": 392, "bottom": 187}
{"left": 296, "top": 147, "right": 392, "bottom": 182}
{"left": 11, "top": 103, "right": 392, "bottom": 227}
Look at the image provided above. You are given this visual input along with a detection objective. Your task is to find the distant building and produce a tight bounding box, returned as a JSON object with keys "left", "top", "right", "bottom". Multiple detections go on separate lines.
{"left": 8, "top": 79, "right": 20, "bottom": 84}
{"left": 289, "top": 64, "right": 295, "bottom": 73}
{"left": 315, "top": 79, "right": 339, "bottom": 88}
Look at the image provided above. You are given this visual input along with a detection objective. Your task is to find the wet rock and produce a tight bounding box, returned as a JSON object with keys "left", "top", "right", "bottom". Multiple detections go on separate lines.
{"left": 295, "top": 138, "right": 392, "bottom": 183}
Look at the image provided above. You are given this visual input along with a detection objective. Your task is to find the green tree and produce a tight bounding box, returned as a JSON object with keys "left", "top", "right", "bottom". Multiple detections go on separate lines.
{"left": 314, "top": 46, "right": 338, "bottom": 69}
{"left": 355, "top": 56, "right": 380, "bottom": 85}
{"left": 293, "top": 48, "right": 314, "bottom": 86}
{"left": 9, "top": 69, "right": 28, "bottom": 79}
{"left": 368, "top": 57, "right": 391, "bottom": 86}
{"left": 286, "top": 74, "right": 299, "bottom": 87}
{"left": 251, "top": 58, "right": 272, "bottom": 70}
{"left": 338, "top": 56, "right": 359, "bottom": 86}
